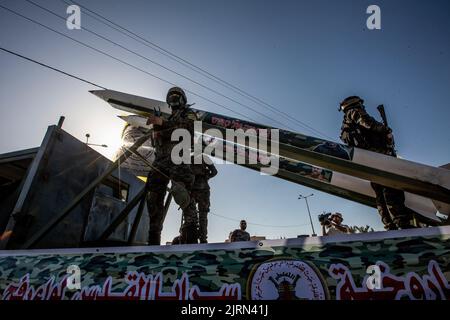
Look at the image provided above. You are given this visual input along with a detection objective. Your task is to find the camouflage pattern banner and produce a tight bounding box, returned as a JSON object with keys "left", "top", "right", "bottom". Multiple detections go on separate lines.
{"left": 0, "top": 227, "right": 449, "bottom": 300}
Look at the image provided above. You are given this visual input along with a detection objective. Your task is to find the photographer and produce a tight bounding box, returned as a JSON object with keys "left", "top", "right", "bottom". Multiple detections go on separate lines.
{"left": 320, "top": 212, "right": 350, "bottom": 236}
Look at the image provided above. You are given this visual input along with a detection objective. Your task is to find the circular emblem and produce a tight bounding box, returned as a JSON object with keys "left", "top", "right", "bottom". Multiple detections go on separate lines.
{"left": 248, "top": 259, "right": 328, "bottom": 300}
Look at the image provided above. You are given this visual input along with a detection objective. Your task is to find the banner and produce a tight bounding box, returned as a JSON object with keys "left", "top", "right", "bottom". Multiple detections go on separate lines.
{"left": 1, "top": 227, "right": 449, "bottom": 300}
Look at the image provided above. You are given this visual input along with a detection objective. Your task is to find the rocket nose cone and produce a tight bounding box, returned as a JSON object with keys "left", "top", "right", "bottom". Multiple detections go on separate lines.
{"left": 89, "top": 89, "right": 107, "bottom": 99}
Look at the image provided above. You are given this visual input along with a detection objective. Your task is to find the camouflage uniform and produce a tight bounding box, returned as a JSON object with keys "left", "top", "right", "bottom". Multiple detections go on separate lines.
{"left": 191, "top": 158, "right": 217, "bottom": 243}
{"left": 230, "top": 229, "right": 250, "bottom": 242}
{"left": 146, "top": 106, "right": 199, "bottom": 245}
{"left": 340, "top": 102, "right": 411, "bottom": 230}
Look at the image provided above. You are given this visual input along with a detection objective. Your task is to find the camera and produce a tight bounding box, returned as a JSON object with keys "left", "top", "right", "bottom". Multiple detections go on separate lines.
{"left": 318, "top": 212, "right": 332, "bottom": 226}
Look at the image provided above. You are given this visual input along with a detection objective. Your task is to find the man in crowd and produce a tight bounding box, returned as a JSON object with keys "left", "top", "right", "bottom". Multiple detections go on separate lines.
{"left": 230, "top": 220, "right": 251, "bottom": 242}
{"left": 321, "top": 212, "right": 350, "bottom": 236}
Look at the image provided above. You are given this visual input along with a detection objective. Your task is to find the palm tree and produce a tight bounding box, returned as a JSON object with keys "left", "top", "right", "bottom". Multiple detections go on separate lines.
{"left": 349, "top": 225, "right": 375, "bottom": 233}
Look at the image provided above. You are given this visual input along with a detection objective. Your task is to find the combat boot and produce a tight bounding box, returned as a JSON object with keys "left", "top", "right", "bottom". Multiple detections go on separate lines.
{"left": 198, "top": 211, "right": 208, "bottom": 243}
{"left": 384, "top": 223, "right": 398, "bottom": 231}
{"left": 180, "top": 203, "right": 199, "bottom": 244}
{"left": 180, "top": 227, "right": 198, "bottom": 244}
{"left": 396, "top": 220, "right": 416, "bottom": 230}
{"left": 148, "top": 232, "right": 161, "bottom": 245}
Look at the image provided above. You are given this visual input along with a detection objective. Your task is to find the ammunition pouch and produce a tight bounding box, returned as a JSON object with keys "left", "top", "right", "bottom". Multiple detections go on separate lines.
{"left": 340, "top": 122, "right": 365, "bottom": 147}
{"left": 169, "top": 182, "right": 191, "bottom": 210}
{"left": 341, "top": 121, "right": 392, "bottom": 152}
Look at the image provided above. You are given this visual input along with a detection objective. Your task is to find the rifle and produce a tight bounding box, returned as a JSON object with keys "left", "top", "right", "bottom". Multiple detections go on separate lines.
{"left": 377, "top": 104, "right": 396, "bottom": 156}
{"left": 377, "top": 104, "right": 388, "bottom": 127}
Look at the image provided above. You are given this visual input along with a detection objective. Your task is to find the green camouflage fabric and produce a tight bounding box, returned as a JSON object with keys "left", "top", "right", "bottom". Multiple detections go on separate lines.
{"left": 191, "top": 189, "right": 210, "bottom": 243}
{"left": 230, "top": 229, "right": 251, "bottom": 243}
{"left": 0, "top": 229, "right": 449, "bottom": 300}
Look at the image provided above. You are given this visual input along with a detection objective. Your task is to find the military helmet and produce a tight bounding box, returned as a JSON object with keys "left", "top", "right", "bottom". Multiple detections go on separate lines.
{"left": 339, "top": 96, "right": 364, "bottom": 112}
{"left": 166, "top": 87, "right": 187, "bottom": 109}
{"left": 330, "top": 212, "right": 343, "bottom": 220}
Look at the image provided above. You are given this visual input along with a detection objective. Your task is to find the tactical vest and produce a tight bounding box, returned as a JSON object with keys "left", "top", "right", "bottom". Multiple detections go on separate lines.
{"left": 192, "top": 163, "right": 211, "bottom": 190}
{"left": 340, "top": 109, "right": 391, "bottom": 154}
{"left": 340, "top": 118, "right": 368, "bottom": 148}
{"left": 152, "top": 108, "right": 196, "bottom": 157}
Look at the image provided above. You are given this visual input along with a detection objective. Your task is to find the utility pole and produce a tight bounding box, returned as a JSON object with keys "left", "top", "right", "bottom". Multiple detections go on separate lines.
{"left": 299, "top": 193, "right": 316, "bottom": 236}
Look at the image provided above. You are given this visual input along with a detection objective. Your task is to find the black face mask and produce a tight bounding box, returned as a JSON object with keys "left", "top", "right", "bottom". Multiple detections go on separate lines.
{"left": 167, "top": 93, "right": 184, "bottom": 108}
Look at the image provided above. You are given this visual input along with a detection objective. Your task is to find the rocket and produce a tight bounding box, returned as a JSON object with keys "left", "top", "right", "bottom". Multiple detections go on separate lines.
{"left": 90, "top": 89, "right": 450, "bottom": 223}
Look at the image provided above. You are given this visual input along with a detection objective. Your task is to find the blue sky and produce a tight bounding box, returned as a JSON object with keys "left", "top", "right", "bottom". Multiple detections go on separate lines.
{"left": 1, "top": 0, "right": 449, "bottom": 244}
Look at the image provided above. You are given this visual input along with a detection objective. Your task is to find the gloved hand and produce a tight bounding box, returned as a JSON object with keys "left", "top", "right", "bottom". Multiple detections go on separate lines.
{"left": 373, "top": 123, "right": 391, "bottom": 134}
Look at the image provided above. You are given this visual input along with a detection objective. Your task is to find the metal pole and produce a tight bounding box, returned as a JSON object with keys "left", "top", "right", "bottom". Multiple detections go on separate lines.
{"left": 122, "top": 146, "right": 174, "bottom": 243}
{"left": 127, "top": 192, "right": 147, "bottom": 245}
{"left": 127, "top": 178, "right": 152, "bottom": 245}
{"left": 162, "top": 193, "right": 173, "bottom": 222}
{"left": 299, "top": 194, "right": 316, "bottom": 236}
{"left": 304, "top": 197, "right": 316, "bottom": 236}
{"left": 100, "top": 187, "right": 147, "bottom": 241}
